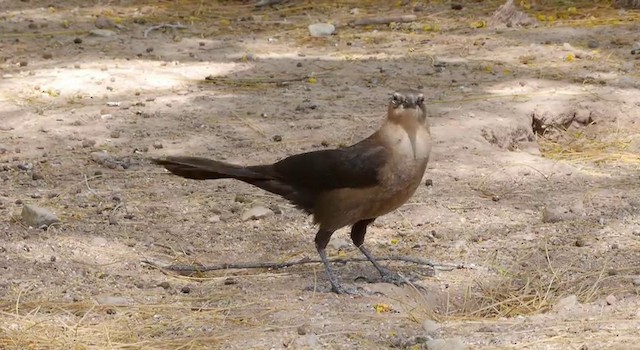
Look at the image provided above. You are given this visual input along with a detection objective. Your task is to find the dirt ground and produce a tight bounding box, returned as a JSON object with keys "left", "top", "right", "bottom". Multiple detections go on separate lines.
{"left": 1, "top": 1, "right": 640, "bottom": 349}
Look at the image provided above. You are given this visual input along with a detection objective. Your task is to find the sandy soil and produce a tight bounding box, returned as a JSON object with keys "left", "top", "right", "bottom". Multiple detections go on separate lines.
{"left": 1, "top": 1, "right": 639, "bottom": 349}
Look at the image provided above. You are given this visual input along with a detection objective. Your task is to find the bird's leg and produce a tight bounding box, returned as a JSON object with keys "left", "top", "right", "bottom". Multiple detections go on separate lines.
{"left": 315, "top": 229, "right": 357, "bottom": 294}
{"left": 350, "top": 219, "right": 407, "bottom": 286}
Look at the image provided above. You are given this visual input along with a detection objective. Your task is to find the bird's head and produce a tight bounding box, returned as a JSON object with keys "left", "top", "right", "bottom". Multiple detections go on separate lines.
{"left": 387, "top": 90, "right": 427, "bottom": 125}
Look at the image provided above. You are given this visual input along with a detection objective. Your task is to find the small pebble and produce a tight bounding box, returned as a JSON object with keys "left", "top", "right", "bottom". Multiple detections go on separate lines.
{"left": 153, "top": 141, "right": 163, "bottom": 149}
{"left": 42, "top": 53, "right": 53, "bottom": 59}
{"left": 424, "top": 179, "right": 433, "bottom": 187}
{"left": 587, "top": 40, "right": 599, "bottom": 49}
{"left": 422, "top": 319, "right": 441, "bottom": 334}
{"left": 224, "top": 277, "right": 237, "bottom": 285}
{"left": 297, "top": 323, "right": 311, "bottom": 335}
{"left": 451, "top": 3, "right": 463, "bottom": 10}
{"left": 74, "top": 38, "right": 83, "bottom": 44}
{"left": 110, "top": 130, "right": 121, "bottom": 138}
{"left": 157, "top": 281, "right": 170, "bottom": 290}
{"left": 82, "top": 139, "right": 96, "bottom": 148}
{"left": 180, "top": 286, "right": 191, "bottom": 294}
{"left": 31, "top": 171, "right": 43, "bottom": 181}
{"left": 605, "top": 294, "right": 616, "bottom": 305}
{"left": 272, "top": 135, "right": 282, "bottom": 142}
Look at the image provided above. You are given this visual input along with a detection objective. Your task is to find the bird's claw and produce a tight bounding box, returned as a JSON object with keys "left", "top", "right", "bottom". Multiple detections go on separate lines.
{"left": 331, "top": 285, "right": 361, "bottom": 295}
{"left": 380, "top": 271, "right": 409, "bottom": 286}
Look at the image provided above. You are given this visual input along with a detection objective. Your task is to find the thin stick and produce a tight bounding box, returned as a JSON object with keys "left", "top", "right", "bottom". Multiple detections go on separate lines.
{"left": 348, "top": 15, "right": 417, "bottom": 27}
{"left": 144, "top": 23, "right": 188, "bottom": 38}
{"left": 142, "top": 256, "right": 472, "bottom": 273}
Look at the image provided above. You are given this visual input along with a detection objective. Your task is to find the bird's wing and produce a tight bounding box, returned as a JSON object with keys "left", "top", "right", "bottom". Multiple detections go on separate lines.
{"left": 267, "top": 139, "right": 387, "bottom": 191}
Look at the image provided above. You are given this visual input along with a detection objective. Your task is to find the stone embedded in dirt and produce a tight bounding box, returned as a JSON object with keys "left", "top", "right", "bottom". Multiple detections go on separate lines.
{"left": 542, "top": 205, "right": 579, "bottom": 223}
{"left": 31, "top": 171, "right": 43, "bottom": 181}
{"left": 295, "top": 101, "right": 318, "bottom": 113}
{"left": 308, "top": 23, "right": 335, "bottom": 37}
{"left": 234, "top": 194, "right": 251, "bottom": 203}
{"left": 422, "top": 319, "right": 441, "bottom": 334}
{"left": 95, "top": 295, "right": 130, "bottom": 306}
{"left": 632, "top": 277, "right": 640, "bottom": 287}
{"left": 605, "top": 294, "right": 617, "bottom": 305}
{"left": 73, "top": 37, "right": 82, "bottom": 44}
{"left": 587, "top": 40, "right": 599, "bottom": 49}
{"left": 158, "top": 281, "right": 171, "bottom": 290}
{"left": 90, "top": 29, "right": 117, "bottom": 37}
{"left": 328, "top": 238, "right": 349, "bottom": 251}
{"left": 91, "top": 151, "right": 111, "bottom": 164}
{"left": 92, "top": 236, "right": 108, "bottom": 247}
{"left": 297, "top": 323, "right": 311, "bottom": 335}
{"left": 224, "top": 277, "right": 237, "bottom": 285}
{"left": 426, "top": 338, "right": 469, "bottom": 350}
{"left": 242, "top": 206, "right": 274, "bottom": 221}
{"left": 42, "top": 53, "right": 53, "bottom": 59}
{"left": 82, "top": 139, "right": 96, "bottom": 148}
{"left": 110, "top": 130, "right": 121, "bottom": 138}
{"left": 153, "top": 141, "right": 163, "bottom": 149}
{"left": 95, "top": 16, "right": 116, "bottom": 29}
{"left": 180, "top": 286, "right": 191, "bottom": 294}
{"left": 21, "top": 204, "right": 59, "bottom": 228}
{"left": 553, "top": 294, "right": 578, "bottom": 312}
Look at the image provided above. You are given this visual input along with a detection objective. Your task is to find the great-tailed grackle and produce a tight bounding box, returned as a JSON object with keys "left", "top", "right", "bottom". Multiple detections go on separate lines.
{"left": 152, "top": 90, "right": 432, "bottom": 294}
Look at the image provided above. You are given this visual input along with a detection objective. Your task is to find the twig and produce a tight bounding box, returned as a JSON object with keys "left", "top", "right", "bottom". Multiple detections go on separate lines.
{"left": 142, "top": 256, "right": 472, "bottom": 273}
{"left": 144, "top": 23, "right": 188, "bottom": 38}
{"left": 348, "top": 15, "right": 417, "bottom": 27}
{"left": 231, "top": 111, "right": 266, "bottom": 138}
{"left": 83, "top": 174, "right": 97, "bottom": 195}
{"left": 256, "top": 0, "right": 285, "bottom": 7}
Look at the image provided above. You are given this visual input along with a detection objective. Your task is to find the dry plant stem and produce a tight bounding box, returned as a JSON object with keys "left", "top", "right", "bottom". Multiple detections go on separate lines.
{"left": 144, "top": 23, "right": 188, "bottom": 38}
{"left": 142, "top": 256, "right": 471, "bottom": 273}
{"left": 348, "top": 15, "right": 417, "bottom": 27}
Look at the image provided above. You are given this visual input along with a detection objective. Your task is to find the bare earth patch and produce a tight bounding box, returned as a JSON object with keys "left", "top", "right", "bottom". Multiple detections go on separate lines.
{"left": 1, "top": 1, "right": 639, "bottom": 349}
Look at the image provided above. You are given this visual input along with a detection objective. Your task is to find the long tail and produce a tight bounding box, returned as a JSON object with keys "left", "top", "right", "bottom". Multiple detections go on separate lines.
{"left": 152, "top": 155, "right": 315, "bottom": 213}
{"left": 151, "top": 156, "right": 269, "bottom": 181}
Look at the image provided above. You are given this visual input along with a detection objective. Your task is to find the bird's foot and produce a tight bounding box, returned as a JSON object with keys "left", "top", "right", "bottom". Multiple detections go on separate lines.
{"left": 331, "top": 285, "right": 361, "bottom": 295}
{"left": 380, "top": 270, "right": 409, "bottom": 286}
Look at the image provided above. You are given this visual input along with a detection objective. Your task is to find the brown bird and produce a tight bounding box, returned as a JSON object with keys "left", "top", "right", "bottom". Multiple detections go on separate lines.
{"left": 152, "top": 90, "right": 432, "bottom": 294}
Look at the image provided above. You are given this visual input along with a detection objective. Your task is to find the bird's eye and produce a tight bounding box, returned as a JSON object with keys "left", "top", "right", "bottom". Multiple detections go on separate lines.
{"left": 416, "top": 95, "right": 425, "bottom": 105}
{"left": 391, "top": 93, "right": 402, "bottom": 105}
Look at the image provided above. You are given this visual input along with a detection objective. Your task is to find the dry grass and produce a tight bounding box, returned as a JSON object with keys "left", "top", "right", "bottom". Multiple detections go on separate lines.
{"left": 539, "top": 127, "right": 640, "bottom": 165}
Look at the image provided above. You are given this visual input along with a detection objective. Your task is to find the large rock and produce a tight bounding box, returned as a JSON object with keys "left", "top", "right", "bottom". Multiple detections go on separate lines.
{"left": 21, "top": 204, "right": 59, "bottom": 228}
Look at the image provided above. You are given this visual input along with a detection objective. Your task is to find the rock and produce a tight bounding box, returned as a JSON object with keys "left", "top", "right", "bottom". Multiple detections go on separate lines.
{"left": 91, "top": 236, "right": 108, "bottom": 247}
{"left": 90, "top": 29, "right": 117, "bottom": 37}
{"left": 328, "top": 238, "right": 350, "bottom": 251}
{"left": 152, "top": 141, "right": 163, "bottom": 149}
{"left": 587, "top": 40, "right": 599, "bottom": 49}
{"left": 21, "top": 204, "right": 59, "bottom": 228}
{"left": 308, "top": 23, "right": 335, "bottom": 37}
{"left": 632, "top": 277, "right": 640, "bottom": 287}
{"left": 95, "top": 16, "right": 115, "bottom": 29}
{"left": 605, "top": 294, "right": 616, "bottom": 305}
{"left": 426, "top": 338, "right": 469, "bottom": 350}
{"left": 95, "top": 295, "right": 130, "bottom": 305}
{"left": 297, "top": 323, "right": 311, "bottom": 335}
{"left": 82, "top": 139, "right": 96, "bottom": 148}
{"left": 158, "top": 281, "right": 170, "bottom": 290}
{"left": 242, "top": 206, "right": 274, "bottom": 221}
{"left": 542, "top": 206, "right": 572, "bottom": 223}
{"left": 422, "top": 319, "right": 441, "bottom": 335}
{"left": 553, "top": 294, "right": 578, "bottom": 312}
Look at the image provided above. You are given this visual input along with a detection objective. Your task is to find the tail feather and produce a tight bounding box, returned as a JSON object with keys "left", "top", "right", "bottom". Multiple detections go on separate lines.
{"left": 152, "top": 155, "right": 317, "bottom": 214}
{"left": 152, "top": 156, "right": 267, "bottom": 181}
